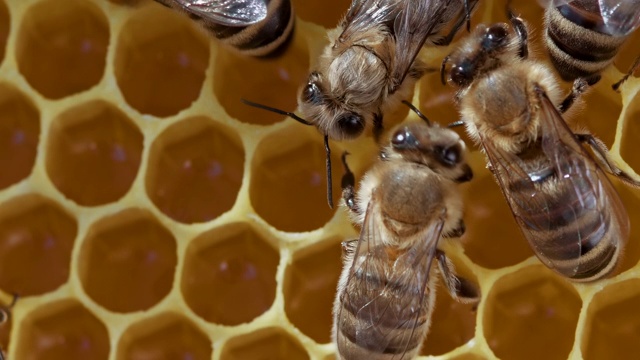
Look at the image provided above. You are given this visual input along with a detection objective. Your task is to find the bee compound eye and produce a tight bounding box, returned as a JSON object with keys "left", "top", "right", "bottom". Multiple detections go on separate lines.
{"left": 484, "top": 24, "right": 508, "bottom": 49}
{"left": 450, "top": 64, "right": 471, "bottom": 86}
{"left": 336, "top": 113, "right": 365, "bottom": 138}
{"left": 391, "top": 128, "right": 416, "bottom": 149}
{"left": 302, "top": 82, "right": 320, "bottom": 104}
{"left": 441, "top": 146, "right": 460, "bottom": 165}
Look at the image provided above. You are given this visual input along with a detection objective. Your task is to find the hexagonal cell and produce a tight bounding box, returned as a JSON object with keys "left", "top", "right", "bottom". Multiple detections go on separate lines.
{"left": 284, "top": 239, "right": 341, "bottom": 344}
{"left": 45, "top": 100, "right": 143, "bottom": 206}
{"left": 15, "top": 0, "right": 108, "bottom": 99}
{"left": 483, "top": 265, "right": 582, "bottom": 360}
{"left": 117, "top": 312, "right": 212, "bottom": 360}
{"left": 115, "top": 4, "right": 209, "bottom": 117}
{"left": 0, "top": 83, "right": 40, "bottom": 190}
{"left": 0, "top": 194, "right": 77, "bottom": 296}
{"left": 78, "top": 208, "right": 177, "bottom": 313}
{"left": 581, "top": 279, "right": 640, "bottom": 360}
{"left": 146, "top": 117, "right": 244, "bottom": 223}
{"left": 213, "top": 31, "right": 308, "bottom": 126}
{"left": 291, "top": 0, "right": 351, "bottom": 28}
{"left": 181, "top": 222, "right": 279, "bottom": 326}
{"left": 420, "top": 258, "right": 477, "bottom": 356}
{"left": 459, "top": 157, "right": 534, "bottom": 269}
{"left": 620, "top": 91, "right": 640, "bottom": 173}
{"left": 250, "top": 126, "right": 341, "bottom": 232}
{"left": 220, "top": 327, "right": 309, "bottom": 360}
{"left": 0, "top": 0, "right": 8, "bottom": 64}
{"left": 15, "top": 299, "right": 110, "bottom": 360}
{"left": 612, "top": 181, "right": 640, "bottom": 273}
{"left": 449, "top": 353, "right": 487, "bottom": 360}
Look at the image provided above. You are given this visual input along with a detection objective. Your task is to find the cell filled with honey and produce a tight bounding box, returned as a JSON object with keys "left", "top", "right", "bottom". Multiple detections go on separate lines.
{"left": 0, "top": 194, "right": 77, "bottom": 296}
{"left": 78, "top": 208, "right": 177, "bottom": 313}
{"left": 15, "top": 0, "right": 108, "bottom": 99}
{"left": 0, "top": 0, "right": 8, "bottom": 64}
{"left": 0, "top": 83, "right": 39, "bottom": 190}
{"left": 45, "top": 100, "right": 143, "bottom": 206}
{"left": 284, "top": 238, "right": 342, "bottom": 344}
{"left": 219, "top": 327, "right": 309, "bottom": 360}
{"left": 146, "top": 117, "right": 244, "bottom": 223}
{"left": 181, "top": 222, "right": 279, "bottom": 326}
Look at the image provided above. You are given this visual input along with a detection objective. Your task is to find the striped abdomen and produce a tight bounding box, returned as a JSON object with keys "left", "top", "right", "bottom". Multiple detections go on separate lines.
{"left": 155, "top": 0, "right": 295, "bottom": 57}
{"left": 543, "top": 3, "right": 626, "bottom": 83}
{"left": 509, "top": 162, "right": 629, "bottom": 282}
{"left": 335, "top": 259, "right": 436, "bottom": 359}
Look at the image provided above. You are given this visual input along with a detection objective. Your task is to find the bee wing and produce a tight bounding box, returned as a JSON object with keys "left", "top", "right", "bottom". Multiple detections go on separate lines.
{"left": 336, "top": 196, "right": 445, "bottom": 356}
{"left": 598, "top": 0, "right": 640, "bottom": 36}
{"left": 338, "top": 0, "right": 402, "bottom": 43}
{"left": 389, "top": 0, "right": 458, "bottom": 91}
{"left": 481, "top": 88, "right": 627, "bottom": 278}
{"left": 166, "top": 0, "right": 268, "bottom": 26}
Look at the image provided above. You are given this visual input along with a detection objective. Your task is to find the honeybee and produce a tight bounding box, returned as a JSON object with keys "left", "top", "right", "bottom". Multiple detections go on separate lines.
{"left": 244, "top": 0, "right": 479, "bottom": 207}
{"left": 442, "top": 10, "right": 640, "bottom": 281}
{"left": 333, "top": 119, "right": 478, "bottom": 359}
{"left": 0, "top": 294, "right": 18, "bottom": 360}
{"left": 152, "top": 0, "right": 294, "bottom": 57}
{"left": 541, "top": 0, "right": 640, "bottom": 90}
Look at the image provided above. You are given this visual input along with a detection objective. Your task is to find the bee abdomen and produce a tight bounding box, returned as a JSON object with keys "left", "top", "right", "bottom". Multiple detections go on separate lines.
{"left": 336, "top": 270, "right": 432, "bottom": 358}
{"left": 544, "top": 6, "right": 625, "bottom": 81}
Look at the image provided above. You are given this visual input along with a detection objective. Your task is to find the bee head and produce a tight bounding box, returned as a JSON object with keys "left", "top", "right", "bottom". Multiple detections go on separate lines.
{"left": 390, "top": 123, "right": 473, "bottom": 183}
{"left": 299, "top": 71, "right": 365, "bottom": 140}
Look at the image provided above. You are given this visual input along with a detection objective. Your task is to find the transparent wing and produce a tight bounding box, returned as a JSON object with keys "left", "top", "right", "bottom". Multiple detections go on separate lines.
{"left": 173, "top": 0, "right": 268, "bottom": 26}
{"left": 598, "top": 0, "right": 640, "bottom": 36}
{"left": 338, "top": 0, "right": 402, "bottom": 43}
{"left": 336, "top": 195, "right": 444, "bottom": 357}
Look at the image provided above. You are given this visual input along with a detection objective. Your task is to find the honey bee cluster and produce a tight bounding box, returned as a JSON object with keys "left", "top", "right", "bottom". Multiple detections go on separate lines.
{"left": 0, "top": 0, "right": 639, "bottom": 360}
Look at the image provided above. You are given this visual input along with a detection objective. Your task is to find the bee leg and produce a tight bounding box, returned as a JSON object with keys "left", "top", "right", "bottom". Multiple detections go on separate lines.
{"left": 613, "top": 54, "right": 640, "bottom": 92}
{"left": 433, "top": 0, "right": 480, "bottom": 46}
{"left": 575, "top": 133, "right": 640, "bottom": 188}
{"left": 436, "top": 249, "right": 480, "bottom": 304}
{"left": 443, "top": 219, "right": 466, "bottom": 238}
{"left": 506, "top": 5, "right": 528, "bottom": 59}
{"left": 559, "top": 78, "right": 589, "bottom": 113}
{"left": 341, "top": 239, "right": 358, "bottom": 260}
{"left": 341, "top": 152, "right": 360, "bottom": 214}
{"left": 372, "top": 112, "right": 384, "bottom": 144}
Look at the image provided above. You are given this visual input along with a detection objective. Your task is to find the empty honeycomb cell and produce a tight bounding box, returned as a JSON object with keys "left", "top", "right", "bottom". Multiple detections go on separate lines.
{"left": 420, "top": 261, "right": 477, "bottom": 356}
{"left": 78, "top": 208, "right": 177, "bottom": 313}
{"left": 620, "top": 91, "right": 640, "bottom": 173}
{"left": 483, "top": 265, "right": 581, "bottom": 360}
{"left": 250, "top": 126, "right": 341, "bottom": 232}
{"left": 15, "top": 299, "right": 110, "bottom": 360}
{"left": 15, "top": 0, "right": 108, "bottom": 100}
{"left": 219, "top": 327, "right": 309, "bottom": 360}
{"left": 284, "top": 239, "right": 341, "bottom": 344}
{"left": 0, "top": 83, "right": 40, "bottom": 190}
{"left": 612, "top": 181, "right": 640, "bottom": 273}
{"left": 115, "top": 4, "right": 209, "bottom": 117}
{"left": 213, "top": 31, "right": 308, "bottom": 126}
{"left": 0, "top": 0, "right": 8, "bottom": 64}
{"left": 581, "top": 279, "right": 640, "bottom": 360}
{"left": 181, "top": 222, "right": 278, "bottom": 326}
{"left": 291, "top": 0, "right": 351, "bottom": 28}
{"left": 614, "top": 27, "right": 640, "bottom": 77}
{"left": 45, "top": 100, "right": 143, "bottom": 206}
{"left": 117, "top": 312, "right": 212, "bottom": 360}
{"left": 0, "top": 194, "right": 77, "bottom": 296}
{"left": 146, "top": 117, "right": 244, "bottom": 223}
{"left": 459, "top": 156, "right": 534, "bottom": 269}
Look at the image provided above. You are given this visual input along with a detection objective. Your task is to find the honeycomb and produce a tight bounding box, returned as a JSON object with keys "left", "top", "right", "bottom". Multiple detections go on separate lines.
{"left": 0, "top": 0, "right": 639, "bottom": 359}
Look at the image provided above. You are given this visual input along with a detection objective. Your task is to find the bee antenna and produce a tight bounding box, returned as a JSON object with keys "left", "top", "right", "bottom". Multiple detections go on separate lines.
{"left": 440, "top": 55, "right": 450, "bottom": 85}
{"left": 402, "top": 100, "right": 431, "bottom": 126}
{"left": 448, "top": 120, "right": 465, "bottom": 128}
{"left": 241, "top": 99, "right": 313, "bottom": 126}
{"left": 324, "top": 135, "right": 334, "bottom": 209}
